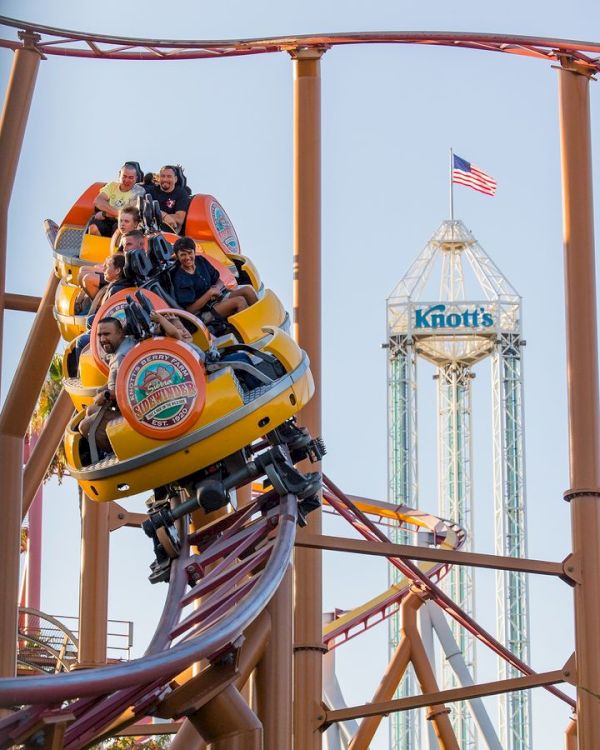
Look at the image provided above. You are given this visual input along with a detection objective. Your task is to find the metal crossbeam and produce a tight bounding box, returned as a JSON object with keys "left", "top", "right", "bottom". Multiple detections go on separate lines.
{"left": 323, "top": 670, "right": 565, "bottom": 726}
{"left": 294, "top": 533, "right": 563, "bottom": 576}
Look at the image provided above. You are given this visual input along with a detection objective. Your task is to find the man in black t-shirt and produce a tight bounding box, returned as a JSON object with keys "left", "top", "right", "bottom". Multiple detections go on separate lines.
{"left": 144, "top": 165, "right": 191, "bottom": 234}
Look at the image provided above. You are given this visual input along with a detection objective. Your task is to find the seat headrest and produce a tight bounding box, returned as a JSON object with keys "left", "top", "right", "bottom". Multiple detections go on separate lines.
{"left": 124, "top": 248, "right": 152, "bottom": 281}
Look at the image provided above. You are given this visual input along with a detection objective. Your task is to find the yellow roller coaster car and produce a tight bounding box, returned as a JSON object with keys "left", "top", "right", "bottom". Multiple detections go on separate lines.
{"left": 64, "top": 325, "right": 313, "bottom": 503}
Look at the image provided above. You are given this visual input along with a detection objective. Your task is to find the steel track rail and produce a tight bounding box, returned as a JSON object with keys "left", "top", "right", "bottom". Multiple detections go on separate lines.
{"left": 323, "top": 474, "right": 576, "bottom": 710}
{"left": 0, "top": 17, "right": 599, "bottom": 69}
{"left": 0, "top": 494, "right": 296, "bottom": 711}
{"left": 321, "top": 490, "right": 465, "bottom": 649}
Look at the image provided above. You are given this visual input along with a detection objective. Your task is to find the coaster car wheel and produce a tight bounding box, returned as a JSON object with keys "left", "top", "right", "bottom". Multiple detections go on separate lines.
{"left": 156, "top": 524, "right": 180, "bottom": 559}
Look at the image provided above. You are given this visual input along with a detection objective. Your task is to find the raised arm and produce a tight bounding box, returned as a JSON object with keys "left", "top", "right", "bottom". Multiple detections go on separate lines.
{"left": 150, "top": 310, "right": 184, "bottom": 340}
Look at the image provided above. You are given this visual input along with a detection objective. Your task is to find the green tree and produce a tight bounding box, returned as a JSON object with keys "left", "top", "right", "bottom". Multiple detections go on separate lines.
{"left": 29, "top": 353, "right": 68, "bottom": 483}
{"left": 90, "top": 735, "right": 170, "bottom": 749}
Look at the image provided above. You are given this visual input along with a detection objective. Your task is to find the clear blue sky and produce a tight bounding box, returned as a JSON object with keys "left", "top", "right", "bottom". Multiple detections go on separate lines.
{"left": 2, "top": 1, "right": 600, "bottom": 746}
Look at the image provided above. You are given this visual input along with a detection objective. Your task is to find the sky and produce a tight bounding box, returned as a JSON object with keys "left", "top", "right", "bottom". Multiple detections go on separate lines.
{"left": 2, "top": 0, "right": 600, "bottom": 747}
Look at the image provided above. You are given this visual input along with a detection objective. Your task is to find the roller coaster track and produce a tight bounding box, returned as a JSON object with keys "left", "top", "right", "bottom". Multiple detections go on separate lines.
{"left": 320, "top": 477, "right": 574, "bottom": 710}
{"left": 0, "top": 485, "right": 297, "bottom": 748}
{"left": 0, "top": 466, "right": 574, "bottom": 748}
{"left": 0, "top": 16, "right": 600, "bottom": 71}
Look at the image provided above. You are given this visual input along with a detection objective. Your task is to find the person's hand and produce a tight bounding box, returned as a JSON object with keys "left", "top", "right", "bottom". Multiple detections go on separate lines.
{"left": 150, "top": 310, "right": 159, "bottom": 323}
{"left": 94, "top": 211, "right": 104, "bottom": 220}
{"left": 163, "top": 214, "right": 177, "bottom": 230}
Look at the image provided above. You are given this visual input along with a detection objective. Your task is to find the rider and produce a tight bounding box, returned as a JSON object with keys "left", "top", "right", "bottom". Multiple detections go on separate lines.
{"left": 144, "top": 165, "right": 190, "bottom": 235}
{"left": 87, "top": 162, "right": 145, "bottom": 237}
{"left": 171, "top": 236, "right": 257, "bottom": 322}
{"left": 79, "top": 317, "right": 136, "bottom": 454}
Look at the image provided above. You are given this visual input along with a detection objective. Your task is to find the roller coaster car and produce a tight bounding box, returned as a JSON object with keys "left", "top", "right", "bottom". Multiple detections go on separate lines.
{"left": 53, "top": 236, "right": 271, "bottom": 346}
{"left": 53, "top": 183, "right": 323, "bottom": 582}
{"left": 49, "top": 184, "right": 251, "bottom": 284}
{"left": 63, "top": 292, "right": 315, "bottom": 504}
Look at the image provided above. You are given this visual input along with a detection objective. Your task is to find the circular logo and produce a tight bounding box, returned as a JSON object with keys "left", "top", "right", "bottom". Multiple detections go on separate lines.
{"left": 210, "top": 200, "right": 240, "bottom": 254}
{"left": 117, "top": 338, "right": 206, "bottom": 440}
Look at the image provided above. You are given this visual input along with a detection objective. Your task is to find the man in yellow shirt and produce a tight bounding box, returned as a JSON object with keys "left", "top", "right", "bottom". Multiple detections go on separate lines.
{"left": 88, "top": 162, "right": 145, "bottom": 237}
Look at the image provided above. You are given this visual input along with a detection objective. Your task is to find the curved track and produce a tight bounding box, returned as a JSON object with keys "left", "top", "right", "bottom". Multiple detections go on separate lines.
{"left": 0, "top": 17, "right": 600, "bottom": 71}
{"left": 0, "top": 485, "right": 296, "bottom": 748}
{"left": 0, "top": 469, "right": 574, "bottom": 748}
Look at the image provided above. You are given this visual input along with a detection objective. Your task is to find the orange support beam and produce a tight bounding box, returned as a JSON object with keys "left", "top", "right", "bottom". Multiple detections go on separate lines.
{"left": 291, "top": 46, "right": 325, "bottom": 750}
{"left": 558, "top": 59, "right": 600, "bottom": 750}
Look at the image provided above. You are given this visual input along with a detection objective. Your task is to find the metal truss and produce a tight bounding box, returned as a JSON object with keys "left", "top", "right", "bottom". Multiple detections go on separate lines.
{"left": 386, "top": 334, "right": 419, "bottom": 750}
{"left": 1, "top": 17, "right": 600, "bottom": 69}
{"left": 464, "top": 241, "right": 520, "bottom": 304}
{"left": 388, "top": 242, "right": 438, "bottom": 306}
{"left": 437, "top": 362, "right": 477, "bottom": 749}
{"left": 492, "top": 332, "right": 531, "bottom": 750}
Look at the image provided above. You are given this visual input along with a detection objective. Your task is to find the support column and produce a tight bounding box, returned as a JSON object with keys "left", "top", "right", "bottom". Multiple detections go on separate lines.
{"left": 557, "top": 60, "right": 600, "bottom": 750}
{"left": 349, "top": 632, "right": 411, "bottom": 750}
{"left": 24, "top": 436, "right": 43, "bottom": 635}
{"left": 565, "top": 716, "right": 577, "bottom": 750}
{"left": 188, "top": 684, "right": 262, "bottom": 750}
{"left": 402, "top": 595, "right": 459, "bottom": 750}
{"left": 290, "top": 45, "right": 325, "bottom": 750}
{"left": 77, "top": 494, "right": 109, "bottom": 666}
{"left": 22, "top": 388, "right": 73, "bottom": 519}
{"left": 0, "top": 434, "right": 24, "bottom": 681}
{"left": 0, "top": 272, "right": 58, "bottom": 681}
{"left": 0, "top": 35, "right": 42, "bottom": 394}
{"left": 256, "top": 566, "right": 293, "bottom": 750}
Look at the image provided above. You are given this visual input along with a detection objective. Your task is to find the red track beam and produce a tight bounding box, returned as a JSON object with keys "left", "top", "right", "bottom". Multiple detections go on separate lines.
{"left": 1, "top": 18, "right": 600, "bottom": 67}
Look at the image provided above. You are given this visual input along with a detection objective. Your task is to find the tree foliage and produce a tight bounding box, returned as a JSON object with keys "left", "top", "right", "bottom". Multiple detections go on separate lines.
{"left": 90, "top": 735, "right": 170, "bottom": 749}
{"left": 29, "top": 353, "right": 68, "bottom": 483}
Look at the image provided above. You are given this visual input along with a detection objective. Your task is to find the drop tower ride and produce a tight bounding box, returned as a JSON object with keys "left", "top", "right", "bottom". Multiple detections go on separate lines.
{"left": 386, "top": 219, "right": 530, "bottom": 750}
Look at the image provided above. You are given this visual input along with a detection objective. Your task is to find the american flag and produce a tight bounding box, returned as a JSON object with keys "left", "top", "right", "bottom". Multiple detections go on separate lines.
{"left": 452, "top": 154, "right": 497, "bottom": 196}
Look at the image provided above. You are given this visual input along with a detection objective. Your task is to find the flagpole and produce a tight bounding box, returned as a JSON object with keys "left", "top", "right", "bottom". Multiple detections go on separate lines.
{"left": 449, "top": 147, "right": 454, "bottom": 221}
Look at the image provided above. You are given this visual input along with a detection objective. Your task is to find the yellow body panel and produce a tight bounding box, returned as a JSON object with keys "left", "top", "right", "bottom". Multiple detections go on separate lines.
{"left": 53, "top": 255, "right": 79, "bottom": 283}
{"left": 55, "top": 313, "right": 87, "bottom": 342}
{"left": 71, "top": 368, "right": 313, "bottom": 502}
{"left": 66, "top": 389, "right": 97, "bottom": 413}
{"left": 291, "top": 365, "right": 314, "bottom": 407}
{"left": 79, "top": 349, "right": 108, "bottom": 389}
{"left": 80, "top": 234, "right": 112, "bottom": 263}
{"left": 196, "top": 241, "right": 236, "bottom": 270}
{"left": 64, "top": 413, "right": 84, "bottom": 470}
{"left": 228, "top": 253, "right": 261, "bottom": 290}
{"left": 55, "top": 280, "right": 81, "bottom": 317}
{"left": 229, "top": 289, "right": 285, "bottom": 344}
{"left": 191, "top": 324, "right": 212, "bottom": 352}
{"left": 106, "top": 368, "right": 245, "bottom": 461}
{"left": 62, "top": 340, "right": 77, "bottom": 379}
{"left": 54, "top": 281, "right": 88, "bottom": 341}
{"left": 63, "top": 343, "right": 104, "bottom": 410}
{"left": 263, "top": 328, "right": 303, "bottom": 372}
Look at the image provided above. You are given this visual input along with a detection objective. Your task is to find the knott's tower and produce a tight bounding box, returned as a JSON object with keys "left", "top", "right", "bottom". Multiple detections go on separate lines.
{"left": 386, "top": 219, "right": 530, "bottom": 750}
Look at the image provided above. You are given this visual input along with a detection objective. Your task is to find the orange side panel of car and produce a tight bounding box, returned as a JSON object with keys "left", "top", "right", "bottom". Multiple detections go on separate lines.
{"left": 61, "top": 182, "right": 105, "bottom": 228}
{"left": 185, "top": 194, "right": 241, "bottom": 254}
{"left": 201, "top": 254, "right": 237, "bottom": 289}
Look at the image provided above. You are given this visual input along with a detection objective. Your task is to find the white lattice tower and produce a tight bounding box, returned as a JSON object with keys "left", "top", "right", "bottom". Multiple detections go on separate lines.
{"left": 386, "top": 332, "right": 419, "bottom": 750}
{"left": 492, "top": 333, "right": 531, "bottom": 750}
{"left": 386, "top": 219, "right": 530, "bottom": 750}
{"left": 437, "top": 361, "right": 477, "bottom": 749}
